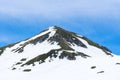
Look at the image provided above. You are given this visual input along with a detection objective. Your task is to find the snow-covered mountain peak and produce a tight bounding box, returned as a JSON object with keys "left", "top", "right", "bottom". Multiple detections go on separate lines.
{"left": 0, "top": 26, "right": 120, "bottom": 80}
{"left": 0, "top": 26, "right": 115, "bottom": 71}
{"left": 48, "top": 26, "right": 57, "bottom": 30}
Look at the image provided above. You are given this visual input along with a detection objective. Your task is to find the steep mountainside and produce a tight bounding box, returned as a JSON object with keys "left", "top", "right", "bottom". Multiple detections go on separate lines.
{"left": 0, "top": 26, "right": 120, "bottom": 80}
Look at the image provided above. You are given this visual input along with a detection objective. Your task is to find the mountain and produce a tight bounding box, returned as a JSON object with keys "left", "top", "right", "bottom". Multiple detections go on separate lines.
{"left": 0, "top": 26, "right": 120, "bottom": 80}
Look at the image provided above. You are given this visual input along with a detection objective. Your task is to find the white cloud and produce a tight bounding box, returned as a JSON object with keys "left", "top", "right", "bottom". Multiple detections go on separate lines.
{"left": 0, "top": 0, "right": 120, "bottom": 19}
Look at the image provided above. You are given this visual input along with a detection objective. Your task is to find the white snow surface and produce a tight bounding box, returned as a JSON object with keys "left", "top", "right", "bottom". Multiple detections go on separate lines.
{"left": 71, "top": 37, "right": 109, "bottom": 57}
{"left": 0, "top": 26, "right": 120, "bottom": 80}
{"left": 0, "top": 56, "right": 120, "bottom": 80}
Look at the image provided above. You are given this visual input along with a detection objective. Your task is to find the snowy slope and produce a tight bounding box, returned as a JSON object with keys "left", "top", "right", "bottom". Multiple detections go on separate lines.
{"left": 0, "top": 26, "right": 120, "bottom": 80}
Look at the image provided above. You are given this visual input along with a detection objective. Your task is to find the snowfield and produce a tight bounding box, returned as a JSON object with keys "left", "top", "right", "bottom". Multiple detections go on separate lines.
{"left": 1, "top": 56, "right": 120, "bottom": 80}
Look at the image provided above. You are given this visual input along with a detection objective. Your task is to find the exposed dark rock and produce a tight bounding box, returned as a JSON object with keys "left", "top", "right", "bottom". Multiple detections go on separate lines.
{"left": 12, "top": 67, "right": 16, "bottom": 70}
{"left": 22, "top": 54, "right": 48, "bottom": 66}
{"left": 20, "top": 58, "right": 27, "bottom": 61}
{"left": 48, "top": 27, "right": 87, "bottom": 48}
{"left": 97, "top": 71, "right": 104, "bottom": 74}
{"left": 59, "top": 51, "right": 77, "bottom": 60}
{"left": 91, "top": 66, "right": 96, "bottom": 69}
{"left": 23, "top": 69, "right": 31, "bottom": 72}
{"left": 77, "top": 52, "right": 90, "bottom": 58}
{"left": 16, "top": 62, "right": 22, "bottom": 65}
{"left": 22, "top": 49, "right": 90, "bottom": 66}
{"left": 116, "top": 63, "right": 120, "bottom": 65}
{"left": 30, "top": 32, "right": 50, "bottom": 45}
{"left": 12, "top": 47, "right": 24, "bottom": 53}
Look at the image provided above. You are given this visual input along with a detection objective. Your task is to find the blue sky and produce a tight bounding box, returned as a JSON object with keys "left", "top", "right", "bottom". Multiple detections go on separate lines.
{"left": 0, "top": 0, "right": 120, "bottom": 55}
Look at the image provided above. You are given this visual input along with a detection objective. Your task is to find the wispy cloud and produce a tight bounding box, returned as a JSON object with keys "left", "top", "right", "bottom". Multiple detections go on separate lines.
{"left": 0, "top": 0, "right": 120, "bottom": 19}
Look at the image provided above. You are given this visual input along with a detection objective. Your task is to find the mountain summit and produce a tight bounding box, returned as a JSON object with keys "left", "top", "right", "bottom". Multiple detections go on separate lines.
{"left": 0, "top": 26, "right": 120, "bottom": 80}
